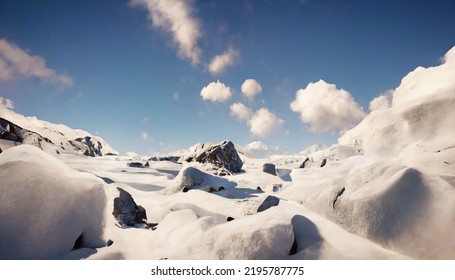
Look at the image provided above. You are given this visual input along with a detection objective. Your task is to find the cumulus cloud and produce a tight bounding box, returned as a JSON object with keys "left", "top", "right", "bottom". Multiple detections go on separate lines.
{"left": 249, "top": 108, "right": 284, "bottom": 137}
{"left": 230, "top": 102, "right": 252, "bottom": 121}
{"left": 369, "top": 90, "right": 393, "bottom": 111}
{"left": 392, "top": 46, "right": 455, "bottom": 106}
{"left": 131, "top": 0, "right": 202, "bottom": 64}
{"left": 241, "top": 141, "right": 279, "bottom": 158}
{"left": 246, "top": 141, "right": 279, "bottom": 153}
{"left": 208, "top": 47, "right": 239, "bottom": 76}
{"left": 0, "top": 39, "right": 73, "bottom": 86}
{"left": 0, "top": 97, "right": 14, "bottom": 110}
{"left": 290, "top": 80, "right": 366, "bottom": 133}
{"left": 241, "top": 79, "right": 262, "bottom": 100}
{"left": 200, "top": 80, "right": 232, "bottom": 102}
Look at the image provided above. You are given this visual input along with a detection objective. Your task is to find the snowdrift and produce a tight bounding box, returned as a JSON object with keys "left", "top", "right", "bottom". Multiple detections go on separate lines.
{"left": 0, "top": 145, "right": 107, "bottom": 259}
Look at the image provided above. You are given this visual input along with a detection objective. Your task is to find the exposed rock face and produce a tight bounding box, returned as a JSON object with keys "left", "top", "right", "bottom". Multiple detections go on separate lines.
{"left": 112, "top": 187, "right": 148, "bottom": 227}
{"left": 183, "top": 141, "right": 243, "bottom": 174}
{"left": 75, "top": 136, "right": 103, "bottom": 157}
{"left": 0, "top": 117, "right": 53, "bottom": 150}
{"left": 262, "top": 163, "right": 276, "bottom": 176}
{"left": 257, "top": 196, "right": 280, "bottom": 213}
{"left": 320, "top": 158, "right": 327, "bottom": 167}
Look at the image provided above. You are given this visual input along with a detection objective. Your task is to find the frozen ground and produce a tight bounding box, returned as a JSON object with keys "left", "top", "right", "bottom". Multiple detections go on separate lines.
{"left": 0, "top": 46, "right": 454, "bottom": 260}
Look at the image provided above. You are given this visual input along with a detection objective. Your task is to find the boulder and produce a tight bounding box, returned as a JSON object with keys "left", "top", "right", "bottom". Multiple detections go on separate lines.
{"left": 112, "top": 187, "right": 147, "bottom": 227}
{"left": 257, "top": 195, "right": 280, "bottom": 213}
{"left": 165, "top": 166, "right": 236, "bottom": 195}
{"left": 183, "top": 141, "right": 243, "bottom": 174}
{"left": 127, "top": 162, "right": 144, "bottom": 168}
{"left": 262, "top": 163, "right": 276, "bottom": 176}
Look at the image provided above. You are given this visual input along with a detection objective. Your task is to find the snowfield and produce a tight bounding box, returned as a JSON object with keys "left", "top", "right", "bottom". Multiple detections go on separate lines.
{"left": 1, "top": 46, "right": 455, "bottom": 260}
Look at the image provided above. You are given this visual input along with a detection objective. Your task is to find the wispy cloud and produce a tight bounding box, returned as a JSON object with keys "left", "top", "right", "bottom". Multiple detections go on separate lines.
{"left": 290, "top": 79, "right": 366, "bottom": 133}
{"left": 200, "top": 80, "right": 232, "bottom": 102}
{"left": 0, "top": 97, "right": 14, "bottom": 110}
{"left": 131, "top": 0, "right": 202, "bottom": 64}
{"left": 208, "top": 47, "right": 239, "bottom": 76}
{"left": 0, "top": 39, "right": 73, "bottom": 87}
{"left": 141, "top": 131, "right": 150, "bottom": 141}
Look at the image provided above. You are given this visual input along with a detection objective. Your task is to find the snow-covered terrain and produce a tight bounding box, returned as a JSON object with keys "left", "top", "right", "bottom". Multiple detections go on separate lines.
{"left": 1, "top": 46, "right": 454, "bottom": 260}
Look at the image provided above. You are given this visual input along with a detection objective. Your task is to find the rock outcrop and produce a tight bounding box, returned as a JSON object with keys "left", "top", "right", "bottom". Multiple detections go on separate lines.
{"left": 113, "top": 187, "right": 148, "bottom": 227}
{"left": 182, "top": 141, "right": 243, "bottom": 174}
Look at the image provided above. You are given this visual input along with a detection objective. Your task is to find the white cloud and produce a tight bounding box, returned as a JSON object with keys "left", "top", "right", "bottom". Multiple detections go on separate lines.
{"left": 246, "top": 141, "right": 279, "bottom": 153}
{"left": 0, "top": 97, "right": 14, "bottom": 110}
{"left": 230, "top": 102, "right": 252, "bottom": 121}
{"left": 200, "top": 80, "right": 232, "bottom": 102}
{"left": 369, "top": 90, "right": 393, "bottom": 111}
{"left": 290, "top": 80, "right": 366, "bottom": 133}
{"left": 0, "top": 39, "right": 73, "bottom": 86}
{"left": 141, "top": 131, "right": 150, "bottom": 141}
{"left": 241, "top": 79, "right": 262, "bottom": 100}
{"left": 131, "top": 0, "right": 202, "bottom": 64}
{"left": 392, "top": 46, "right": 455, "bottom": 106}
{"left": 248, "top": 108, "right": 284, "bottom": 137}
{"left": 241, "top": 141, "right": 279, "bottom": 158}
{"left": 208, "top": 47, "right": 239, "bottom": 76}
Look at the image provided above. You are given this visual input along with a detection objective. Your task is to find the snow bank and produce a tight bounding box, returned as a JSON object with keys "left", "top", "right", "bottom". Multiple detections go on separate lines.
{"left": 0, "top": 145, "right": 107, "bottom": 259}
{"left": 340, "top": 46, "right": 455, "bottom": 156}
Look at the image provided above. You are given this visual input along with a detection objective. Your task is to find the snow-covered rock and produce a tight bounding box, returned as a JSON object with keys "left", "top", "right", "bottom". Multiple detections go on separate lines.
{"left": 182, "top": 140, "right": 243, "bottom": 174}
{"left": 0, "top": 145, "right": 107, "bottom": 259}
{"left": 0, "top": 105, "right": 117, "bottom": 156}
{"left": 164, "top": 166, "right": 236, "bottom": 195}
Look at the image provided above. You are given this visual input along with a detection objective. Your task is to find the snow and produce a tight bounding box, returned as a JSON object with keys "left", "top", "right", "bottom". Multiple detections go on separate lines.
{"left": 1, "top": 46, "right": 455, "bottom": 260}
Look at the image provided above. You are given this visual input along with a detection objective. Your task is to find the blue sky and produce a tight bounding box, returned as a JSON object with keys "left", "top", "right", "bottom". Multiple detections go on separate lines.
{"left": 0, "top": 0, "right": 454, "bottom": 155}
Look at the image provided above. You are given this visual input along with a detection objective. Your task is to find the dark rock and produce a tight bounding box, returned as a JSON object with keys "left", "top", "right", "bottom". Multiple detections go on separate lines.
{"left": 272, "top": 184, "right": 282, "bottom": 192}
{"left": 112, "top": 187, "right": 147, "bottom": 227}
{"left": 136, "top": 205, "right": 147, "bottom": 223}
{"left": 256, "top": 186, "right": 263, "bottom": 192}
{"left": 127, "top": 162, "right": 144, "bottom": 168}
{"left": 218, "top": 186, "right": 225, "bottom": 191}
{"left": 320, "top": 158, "right": 327, "bottom": 167}
{"left": 150, "top": 156, "right": 181, "bottom": 163}
{"left": 75, "top": 136, "right": 103, "bottom": 157}
{"left": 299, "top": 157, "right": 310, "bottom": 168}
{"left": 106, "top": 239, "right": 114, "bottom": 247}
{"left": 289, "top": 236, "right": 298, "bottom": 255}
{"left": 144, "top": 161, "right": 150, "bottom": 167}
{"left": 182, "top": 187, "right": 191, "bottom": 193}
{"left": 183, "top": 141, "right": 243, "bottom": 173}
{"left": 331, "top": 186, "right": 345, "bottom": 209}
{"left": 227, "top": 217, "right": 235, "bottom": 222}
{"left": 257, "top": 195, "right": 280, "bottom": 213}
{"left": 262, "top": 163, "right": 276, "bottom": 176}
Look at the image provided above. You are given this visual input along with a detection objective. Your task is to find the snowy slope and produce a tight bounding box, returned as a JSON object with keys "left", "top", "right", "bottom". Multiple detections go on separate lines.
{"left": 0, "top": 105, "right": 117, "bottom": 156}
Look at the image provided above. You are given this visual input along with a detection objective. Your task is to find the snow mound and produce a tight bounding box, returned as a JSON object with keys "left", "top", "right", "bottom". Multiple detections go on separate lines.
{"left": 0, "top": 145, "right": 107, "bottom": 259}
{"left": 164, "top": 166, "right": 237, "bottom": 195}
{"left": 340, "top": 46, "right": 455, "bottom": 157}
